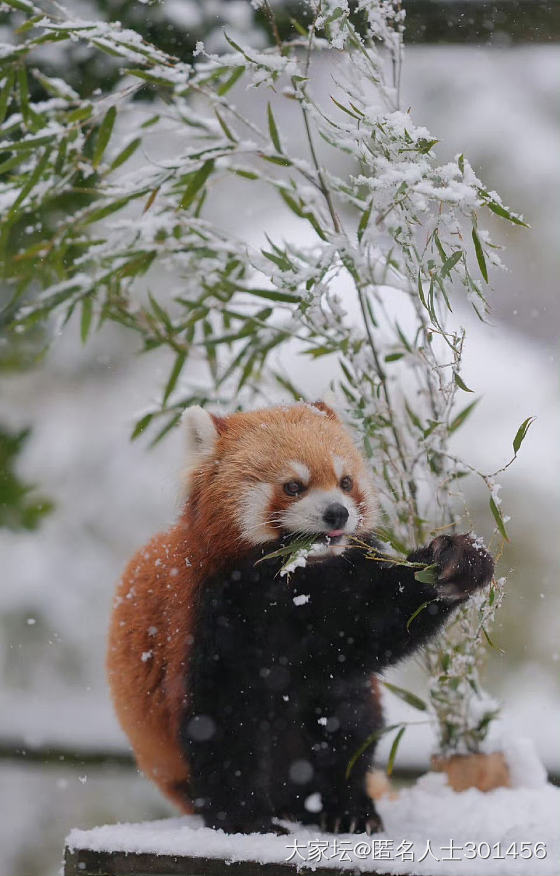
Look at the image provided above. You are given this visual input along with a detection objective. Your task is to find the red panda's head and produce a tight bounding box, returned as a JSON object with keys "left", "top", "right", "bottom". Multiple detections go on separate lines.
{"left": 181, "top": 403, "right": 378, "bottom": 560}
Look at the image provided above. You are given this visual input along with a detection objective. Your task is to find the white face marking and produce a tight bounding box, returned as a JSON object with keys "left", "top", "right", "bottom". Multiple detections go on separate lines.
{"left": 332, "top": 455, "right": 346, "bottom": 480}
{"left": 281, "top": 488, "right": 359, "bottom": 537}
{"left": 238, "top": 483, "right": 274, "bottom": 545}
{"left": 286, "top": 461, "right": 310, "bottom": 485}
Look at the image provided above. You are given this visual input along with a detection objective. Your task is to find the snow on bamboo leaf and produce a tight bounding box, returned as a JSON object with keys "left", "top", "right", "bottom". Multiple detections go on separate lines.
{"left": 472, "top": 227, "right": 488, "bottom": 283}
{"left": 489, "top": 496, "right": 509, "bottom": 541}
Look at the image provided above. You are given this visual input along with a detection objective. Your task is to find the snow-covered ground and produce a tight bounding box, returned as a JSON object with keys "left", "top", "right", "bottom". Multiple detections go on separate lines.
{"left": 68, "top": 751, "right": 560, "bottom": 875}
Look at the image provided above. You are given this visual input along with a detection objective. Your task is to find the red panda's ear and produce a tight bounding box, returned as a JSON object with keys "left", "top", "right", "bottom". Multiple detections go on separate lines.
{"left": 311, "top": 400, "right": 339, "bottom": 421}
{"left": 182, "top": 406, "right": 225, "bottom": 462}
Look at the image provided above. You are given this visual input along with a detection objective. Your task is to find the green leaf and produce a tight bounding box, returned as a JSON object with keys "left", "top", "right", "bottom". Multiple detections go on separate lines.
{"left": 180, "top": 159, "right": 215, "bottom": 210}
{"left": 80, "top": 296, "right": 93, "bottom": 343}
{"left": 382, "top": 682, "right": 427, "bottom": 712}
{"left": 478, "top": 190, "right": 529, "bottom": 227}
{"left": 290, "top": 17, "right": 308, "bottom": 37}
{"left": 8, "top": 145, "right": 52, "bottom": 214}
{"left": 482, "top": 625, "right": 504, "bottom": 653}
{"left": 414, "top": 564, "right": 439, "bottom": 585}
{"left": 330, "top": 95, "right": 362, "bottom": 119}
{"left": 149, "top": 412, "right": 182, "bottom": 448}
{"left": 385, "top": 352, "right": 404, "bottom": 362}
{"left": 386, "top": 726, "right": 406, "bottom": 776}
{"left": 513, "top": 416, "right": 535, "bottom": 455}
{"left": 148, "top": 292, "right": 172, "bottom": 330}
{"left": 0, "top": 69, "right": 15, "bottom": 125}
{"left": 345, "top": 724, "right": 402, "bottom": 779}
{"left": 416, "top": 138, "right": 438, "bottom": 155}
{"left": 131, "top": 412, "right": 153, "bottom": 440}
{"left": 454, "top": 373, "right": 473, "bottom": 393}
{"left": 93, "top": 105, "right": 116, "bottom": 168}
{"left": 260, "top": 153, "right": 292, "bottom": 167}
{"left": 110, "top": 137, "right": 141, "bottom": 171}
{"left": 357, "top": 199, "right": 373, "bottom": 243}
{"left": 83, "top": 195, "right": 139, "bottom": 225}
{"left": 372, "top": 527, "right": 408, "bottom": 556}
{"left": 406, "top": 599, "right": 437, "bottom": 631}
{"left": 440, "top": 250, "right": 462, "bottom": 278}
{"left": 449, "top": 399, "right": 478, "bottom": 434}
{"left": 217, "top": 66, "right": 244, "bottom": 96}
{"left": 489, "top": 496, "right": 509, "bottom": 541}
{"left": 472, "top": 227, "right": 488, "bottom": 283}
{"left": 243, "top": 287, "right": 300, "bottom": 304}
{"left": 163, "top": 352, "right": 186, "bottom": 404}
{"left": 267, "top": 102, "right": 282, "bottom": 153}
{"left": 214, "top": 110, "right": 236, "bottom": 143}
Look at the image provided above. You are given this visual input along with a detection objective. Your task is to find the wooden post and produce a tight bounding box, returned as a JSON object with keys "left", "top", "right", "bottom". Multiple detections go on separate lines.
{"left": 64, "top": 846, "right": 399, "bottom": 876}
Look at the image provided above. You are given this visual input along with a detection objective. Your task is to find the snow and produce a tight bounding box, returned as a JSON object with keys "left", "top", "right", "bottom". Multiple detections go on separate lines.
{"left": 66, "top": 775, "right": 560, "bottom": 874}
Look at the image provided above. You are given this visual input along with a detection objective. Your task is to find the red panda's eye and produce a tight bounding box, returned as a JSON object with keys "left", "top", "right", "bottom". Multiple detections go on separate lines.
{"left": 284, "top": 480, "right": 304, "bottom": 497}
{"left": 340, "top": 475, "right": 353, "bottom": 492}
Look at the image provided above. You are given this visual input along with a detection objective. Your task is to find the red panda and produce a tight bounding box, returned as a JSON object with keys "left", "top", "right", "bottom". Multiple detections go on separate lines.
{"left": 107, "top": 402, "right": 493, "bottom": 833}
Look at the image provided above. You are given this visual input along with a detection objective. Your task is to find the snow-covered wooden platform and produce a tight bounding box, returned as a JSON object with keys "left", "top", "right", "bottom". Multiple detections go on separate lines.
{"left": 64, "top": 766, "right": 560, "bottom": 876}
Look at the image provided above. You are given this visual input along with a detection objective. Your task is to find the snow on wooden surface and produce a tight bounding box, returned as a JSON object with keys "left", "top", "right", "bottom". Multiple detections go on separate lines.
{"left": 66, "top": 773, "right": 560, "bottom": 875}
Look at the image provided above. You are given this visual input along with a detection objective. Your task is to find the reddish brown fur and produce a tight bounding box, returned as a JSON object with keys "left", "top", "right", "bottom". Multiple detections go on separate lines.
{"left": 107, "top": 403, "right": 376, "bottom": 810}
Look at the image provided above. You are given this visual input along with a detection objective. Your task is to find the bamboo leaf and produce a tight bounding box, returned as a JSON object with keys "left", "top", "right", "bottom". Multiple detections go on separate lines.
{"left": 163, "top": 352, "right": 186, "bottom": 404}
{"left": 489, "top": 496, "right": 509, "bottom": 541}
{"left": 386, "top": 726, "right": 406, "bottom": 776}
{"left": 243, "top": 287, "right": 300, "bottom": 304}
{"left": 267, "top": 102, "right": 282, "bottom": 153}
{"left": 8, "top": 144, "right": 51, "bottom": 214}
{"left": 482, "top": 625, "right": 504, "bottom": 654}
{"left": 110, "top": 137, "right": 141, "bottom": 171}
{"left": 0, "top": 70, "right": 15, "bottom": 125}
{"left": 214, "top": 110, "right": 236, "bottom": 142}
{"left": 382, "top": 682, "right": 427, "bottom": 712}
{"left": 80, "top": 296, "right": 93, "bottom": 343}
{"left": 513, "top": 416, "right": 535, "bottom": 454}
{"left": 131, "top": 412, "right": 153, "bottom": 440}
{"left": 472, "top": 227, "right": 488, "bottom": 283}
{"left": 449, "top": 399, "right": 478, "bottom": 434}
{"left": 440, "top": 250, "right": 462, "bottom": 277}
{"left": 345, "top": 724, "right": 402, "bottom": 779}
{"left": 217, "top": 66, "right": 244, "bottom": 96}
{"left": 180, "top": 159, "right": 214, "bottom": 210}
{"left": 406, "top": 599, "right": 437, "bottom": 631}
{"left": 414, "top": 564, "right": 438, "bottom": 585}
{"left": 93, "top": 105, "right": 116, "bottom": 168}
{"left": 357, "top": 199, "right": 373, "bottom": 243}
{"left": 454, "top": 373, "right": 473, "bottom": 393}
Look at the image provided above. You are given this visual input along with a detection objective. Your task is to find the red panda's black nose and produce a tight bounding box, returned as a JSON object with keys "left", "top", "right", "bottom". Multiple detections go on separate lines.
{"left": 323, "top": 503, "right": 349, "bottom": 530}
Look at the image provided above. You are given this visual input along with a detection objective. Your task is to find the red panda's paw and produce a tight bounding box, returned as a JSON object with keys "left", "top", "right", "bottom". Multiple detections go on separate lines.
{"left": 205, "top": 814, "right": 289, "bottom": 835}
{"left": 429, "top": 533, "right": 494, "bottom": 602}
{"left": 320, "top": 809, "right": 383, "bottom": 835}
